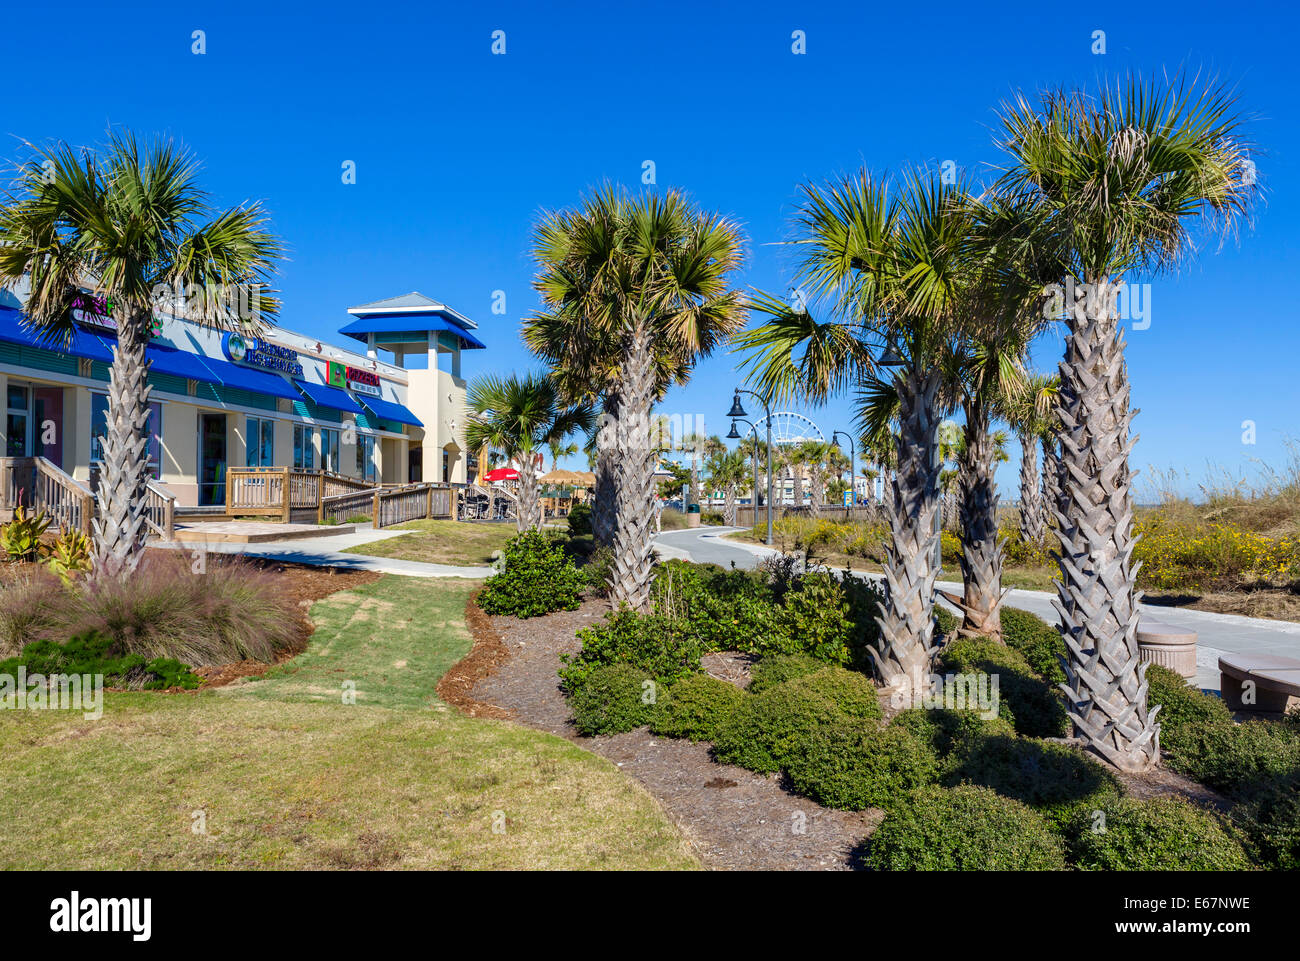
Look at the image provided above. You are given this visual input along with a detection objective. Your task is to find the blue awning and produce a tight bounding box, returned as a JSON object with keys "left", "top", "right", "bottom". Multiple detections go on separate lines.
{"left": 0, "top": 308, "right": 115, "bottom": 362}
{"left": 146, "top": 342, "right": 221, "bottom": 381}
{"left": 296, "top": 379, "right": 364, "bottom": 414}
{"left": 198, "top": 354, "right": 301, "bottom": 400}
{"left": 338, "top": 314, "right": 486, "bottom": 350}
{"left": 358, "top": 394, "right": 422, "bottom": 427}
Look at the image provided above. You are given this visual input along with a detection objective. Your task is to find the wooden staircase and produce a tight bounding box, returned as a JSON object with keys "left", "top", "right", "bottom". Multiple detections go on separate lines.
{"left": 0, "top": 456, "right": 177, "bottom": 540}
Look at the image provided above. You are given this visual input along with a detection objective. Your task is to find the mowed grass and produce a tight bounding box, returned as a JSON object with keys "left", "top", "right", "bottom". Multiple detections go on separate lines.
{"left": 343, "top": 519, "right": 515, "bottom": 566}
{"left": 0, "top": 575, "right": 696, "bottom": 870}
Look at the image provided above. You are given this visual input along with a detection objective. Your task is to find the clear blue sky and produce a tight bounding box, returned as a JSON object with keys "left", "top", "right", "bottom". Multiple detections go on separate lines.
{"left": 5, "top": 0, "right": 1296, "bottom": 499}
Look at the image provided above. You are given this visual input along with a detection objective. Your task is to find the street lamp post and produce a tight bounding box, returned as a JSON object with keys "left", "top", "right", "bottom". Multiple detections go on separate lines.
{"left": 728, "top": 389, "right": 773, "bottom": 546}
{"left": 726, "top": 417, "right": 761, "bottom": 531}
{"left": 832, "top": 430, "right": 855, "bottom": 518}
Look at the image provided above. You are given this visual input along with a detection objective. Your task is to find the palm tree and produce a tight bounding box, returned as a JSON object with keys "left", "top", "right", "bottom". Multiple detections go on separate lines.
{"left": 0, "top": 132, "right": 283, "bottom": 577}
{"left": 547, "top": 440, "right": 577, "bottom": 472}
{"left": 998, "top": 75, "right": 1256, "bottom": 771}
{"left": 798, "top": 439, "right": 839, "bottom": 510}
{"left": 1004, "top": 373, "right": 1058, "bottom": 544}
{"left": 465, "top": 373, "right": 594, "bottom": 532}
{"left": 526, "top": 188, "right": 746, "bottom": 611}
{"left": 740, "top": 170, "right": 976, "bottom": 701}
{"left": 706, "top": 447, "right": 748, "bottom": 525}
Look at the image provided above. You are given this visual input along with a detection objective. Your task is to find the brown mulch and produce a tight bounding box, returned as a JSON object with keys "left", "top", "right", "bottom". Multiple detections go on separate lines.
{"left": 463, "top": 597, "right": 878, "bottom": 871}
{"left": 434, "top": 591, "right": 514, "bottom": 719}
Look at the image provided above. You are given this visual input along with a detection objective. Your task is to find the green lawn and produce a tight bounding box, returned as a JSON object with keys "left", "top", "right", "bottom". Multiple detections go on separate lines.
{"left": 342, "top": 519, "right": 515, "bottom": 567}
{"left": 0, "top": 575, "right": 696, "bottom": 870}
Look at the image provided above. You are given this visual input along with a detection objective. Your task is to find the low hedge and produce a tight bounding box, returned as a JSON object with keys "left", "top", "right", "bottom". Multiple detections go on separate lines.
{"left": 649, "top": 675, "right": 747, "bottom": 742}
{"left": 1001, "top": 607, "right": 1066, "bottom": 684}
{"left": 478, "top": 530, "right": 587, "bottom": 618}
{"left": 567, "top": 663, "right": 656, "bottom": 735}
{"left": 1235, "top": 774, "right": 1300, "bottom": 871}
{"left": 712, "top": 667, "right": 881, "bottom": 774}
{"left": 888, "top": 708, "right": 1015, "bottom": 774}
{"left": 784, "top": 721, "right": 937, "bottom": 810}
{"left": 1145, "top": 663, "right": 1233, "bottom": 747}
{"left": 941, "top": 637, "right": 1069, "bottom": 738}
{"left": 866, "top": 785, "right": 1067, "bottom": 871}
{"left": 560, "top": 609, "right": 705, "bottom": 691}
{"left": 1165, "top": 718, "right": 1300, "bottom": 797}
{"left": 748, "top": 653, "right": 825, "bottom": 694}
{"left": 1065, "top": 797, "right": 1252, "bottom": 871}
{"left": 946, "top": 734, "right": 1124, "bottom": 829}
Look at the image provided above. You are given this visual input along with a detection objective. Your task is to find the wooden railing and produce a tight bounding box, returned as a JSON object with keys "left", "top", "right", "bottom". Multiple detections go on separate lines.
{"left": 319, "top": 488, "right": 380, "bottom": 525}
{"left": 144, "top": 481, "right": 177, "bottom": 541}
{"left": 373, "top": 483, "right": 453, "bottom": 527}
{"left": 0, "top": 456, "right": 96, "bottom": 535}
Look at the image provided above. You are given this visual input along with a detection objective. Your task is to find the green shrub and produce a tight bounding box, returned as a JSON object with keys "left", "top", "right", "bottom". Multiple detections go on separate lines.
{"left": 785, "top": 721, "right": 937, "bottom": 810}
{"left": 652, "top": 560, "right": 784, "bottom": 655}
{"left": 866, "top": 785, "right": 1067, "bottom": 871}
{"left": 1235, "top": 774, "right": 1300, "bottom": 871}
{"left": 701, "top": 510, "right": 726, "bottom": 526}
{"left": 770, "top": 572, "right": 853, "bottom": 664}
{"left": 1165, "top": 718, "right": 1300, "bottom": 797}
{"left": 941, "top": 637, "right": 1069, "bottom": 738}
{"left": 582, "top": 546, "right": 614, "bottom": 596}
{"left": 478, "top": 530, "right": 586, "bottom": 618}
{"left": 888, "top": 708, "right": 1015, "bottom": 774}
{"left": 1065, "top": 797, "right": 1252, "bottom": 871}
{"left": 843, "top": 575, "right": 886, "bottom": 673}
{"left": 0, "top": 630, "right": 200, "bottom": 690}
{"left": 567, "top": 663, "right": 657, "bottom": 735}
{"left": 934, "top": 605, "right": 958, "bottom": 639}
{"left": 566, "top": 502, "right": 593, "bottom": 537}
{"left": 1001, "top": 607, "right": 1065, "bottom": 684}
{"left": 712, "top": 668, "right": 879, "bottom": 774}
{"left": 946, "top": 734, "right": 1123, "bottom": 829}
{"left": 560, "top": 609, "right": 704, "bottom": 690}
{"left": 649, "top": 675, "right": 747, "bottom": 742}
{"left": 748, "top": 653, "right": 825, "bottom": 694}
{"left": 1145, "top": 664, "right": 1233, "bottom": 752}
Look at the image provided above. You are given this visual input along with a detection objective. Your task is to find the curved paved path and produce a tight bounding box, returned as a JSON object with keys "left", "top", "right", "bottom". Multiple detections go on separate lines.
{"left": 655, "top": 527, "right": 1300, "bottom": 693}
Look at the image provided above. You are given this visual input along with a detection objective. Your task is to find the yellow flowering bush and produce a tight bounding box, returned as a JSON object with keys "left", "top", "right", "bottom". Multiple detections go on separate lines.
{"left": 1133, "top": 518, "right": 1300, "bottom": 591}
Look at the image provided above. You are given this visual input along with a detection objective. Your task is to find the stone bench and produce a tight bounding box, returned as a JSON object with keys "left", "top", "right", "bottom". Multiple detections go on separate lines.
{"left": 1136, "top": 619, "right": 1197, "bottom": 679}
{"left": 1218, "top": 653, "right": 1300, "bottom": 713}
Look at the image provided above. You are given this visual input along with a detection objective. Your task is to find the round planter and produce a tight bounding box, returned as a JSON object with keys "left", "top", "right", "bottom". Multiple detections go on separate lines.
{"left": 1136, "top": 620, "right": 1198, "bottom": 680}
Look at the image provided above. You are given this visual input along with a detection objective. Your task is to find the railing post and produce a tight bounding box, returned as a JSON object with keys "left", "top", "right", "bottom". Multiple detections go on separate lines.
{"left": 372, "top": 489, "right": 382, "bottom": 528}
{"left": 281, "top": 468, "right": 291, "bottom": 523}
{"left": 426, "top": 484, "right": 433, "bottom": 520}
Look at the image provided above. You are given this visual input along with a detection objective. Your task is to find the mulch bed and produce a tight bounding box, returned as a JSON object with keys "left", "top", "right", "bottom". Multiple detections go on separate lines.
{"left": 463, "top": 597, "right": 878, "bottom": 871}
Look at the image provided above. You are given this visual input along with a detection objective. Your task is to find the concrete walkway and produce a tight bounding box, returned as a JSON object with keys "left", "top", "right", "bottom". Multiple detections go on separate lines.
{"left": 655, "top": 526, "right": 1300, "bottom": 693}
{"left": 152, "top": 524, "right": 494, "bottom": 579}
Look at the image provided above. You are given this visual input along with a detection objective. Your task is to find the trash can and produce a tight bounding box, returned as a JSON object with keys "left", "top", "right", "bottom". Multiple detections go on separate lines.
{"left": 687, "top": 503, "right": 701, "bottom": 528}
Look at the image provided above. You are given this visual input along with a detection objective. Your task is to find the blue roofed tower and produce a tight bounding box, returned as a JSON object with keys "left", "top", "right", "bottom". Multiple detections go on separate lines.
{"left": 340, "top": 292, "right": 485, "bottom": 484}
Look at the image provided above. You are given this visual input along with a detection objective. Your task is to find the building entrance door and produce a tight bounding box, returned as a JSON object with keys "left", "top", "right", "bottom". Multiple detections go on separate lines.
{"left": 32, "top": 387, "right": 63, "bottom": 468}
{"left": 198, "top": 413, "right": 227, "bottom": 506}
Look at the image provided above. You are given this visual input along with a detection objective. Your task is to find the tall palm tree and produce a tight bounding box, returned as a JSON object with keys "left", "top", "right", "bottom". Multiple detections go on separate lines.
{"left": 465, "top": 373, "right": 594, "bottom": 532}
{"left": 547, "top": 440, "right": 577, "bottom": 472}
{"left": 527, "top": 188, "right": 746, "bottom": 611}
{"left": 1004, "top": 373, "right": 1058, "bottom": 544}
{"left": 706, "top": 447, "right": 747, "bottom": 525}
{"left": 0, "top": 132, "right": 283, "bottom": 577}
{"left": 998, "top": 75, "right": 1256, "bottom": 771}
{"left": 740, "top": 170, "right": 976, "bottom": 701}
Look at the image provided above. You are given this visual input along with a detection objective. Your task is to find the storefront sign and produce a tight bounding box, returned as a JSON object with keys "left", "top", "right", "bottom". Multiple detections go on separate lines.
{"left": 345, "top": 366, "right": 381, "bottom": 396}
{"left": 222, "top": 332, "right": 304, "bottom": 377}
{"left": 326, "top": 360, "right": 347, "bottom": 389}
{"left": 69, "top": 293, "right": 163, "bottom": 336}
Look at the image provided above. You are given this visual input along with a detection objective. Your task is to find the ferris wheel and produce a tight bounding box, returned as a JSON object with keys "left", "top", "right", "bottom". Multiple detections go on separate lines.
{"left": 752, "top": 411, "right": 825, "bottom": 446}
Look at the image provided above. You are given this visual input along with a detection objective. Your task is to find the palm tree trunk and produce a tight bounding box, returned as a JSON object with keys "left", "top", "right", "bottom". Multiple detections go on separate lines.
{"left": 610, "top": 321, "right": 657, "bottom": 613}
{"left": 869, "top": 365, "right": 942, "bottom": 702}
{"left": 517, "top": 455, "right": 540, "bottom": 532}
{"left": 93, "top": 308, "right": 152, "bottom": 578}
{"left": 724, "top": 481, "right": 737, "bottom": 526}
{"left": 955, "top": 400, "right": 1004, "bottom": 640}
{"left": 1055, "top": 278, "right": 1159, "bottom": 773}
{"left": 1018, "top": 431, "right": 1044, "bottom": 543}
{"left": 487, "top": 484, "right": 496, "bottom": 521}
{"left": 1041, "top": 435, "right": 1062, "bottom": 530}
{"left": 592, "top": 394, "right": 619, "bottom": 547}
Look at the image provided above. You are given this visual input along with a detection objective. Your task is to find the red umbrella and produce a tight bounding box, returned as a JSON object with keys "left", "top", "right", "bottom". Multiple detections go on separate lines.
{"left": 483, "top": 467, "right": 519, "bottom": 482}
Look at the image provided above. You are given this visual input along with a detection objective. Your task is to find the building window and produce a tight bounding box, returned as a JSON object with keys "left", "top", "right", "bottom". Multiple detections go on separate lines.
{"left": 355, "top": 434, "right": 375, "bottom": 482}
{"left": 245, "top": 417, "right": 275, "bottom": 467}
{"left": 90, "top": 393, "right": 162, "bottom": 478}
{"left": 320, "top": 428, "right": 340, "bottom": 474}
{"left": 293, "top": 424, "right": 315, "bottom": 470}
{"left": 6, "top": 385, "right": 28, "bottom": 457}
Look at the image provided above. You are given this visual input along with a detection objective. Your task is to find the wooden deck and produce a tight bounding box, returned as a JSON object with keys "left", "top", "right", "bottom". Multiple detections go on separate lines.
{"left": 170, "top": 521, "right": 358, "bottom": 545}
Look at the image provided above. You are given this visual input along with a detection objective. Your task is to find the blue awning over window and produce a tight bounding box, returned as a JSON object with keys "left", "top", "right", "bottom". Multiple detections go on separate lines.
{"left": 296, "top": 379, "right": 364, "bottom": 414}
{"left": 146, "top": 342, "right": 222, "bottom": 382}
{"left": 358, "top": 394, "right": 422, "bottom": 427}
{"left": 199, "top": 354, "right": 301, "bottom": 400}
{"left": 0, "top": 308, "right": 114, "bottom": 362}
